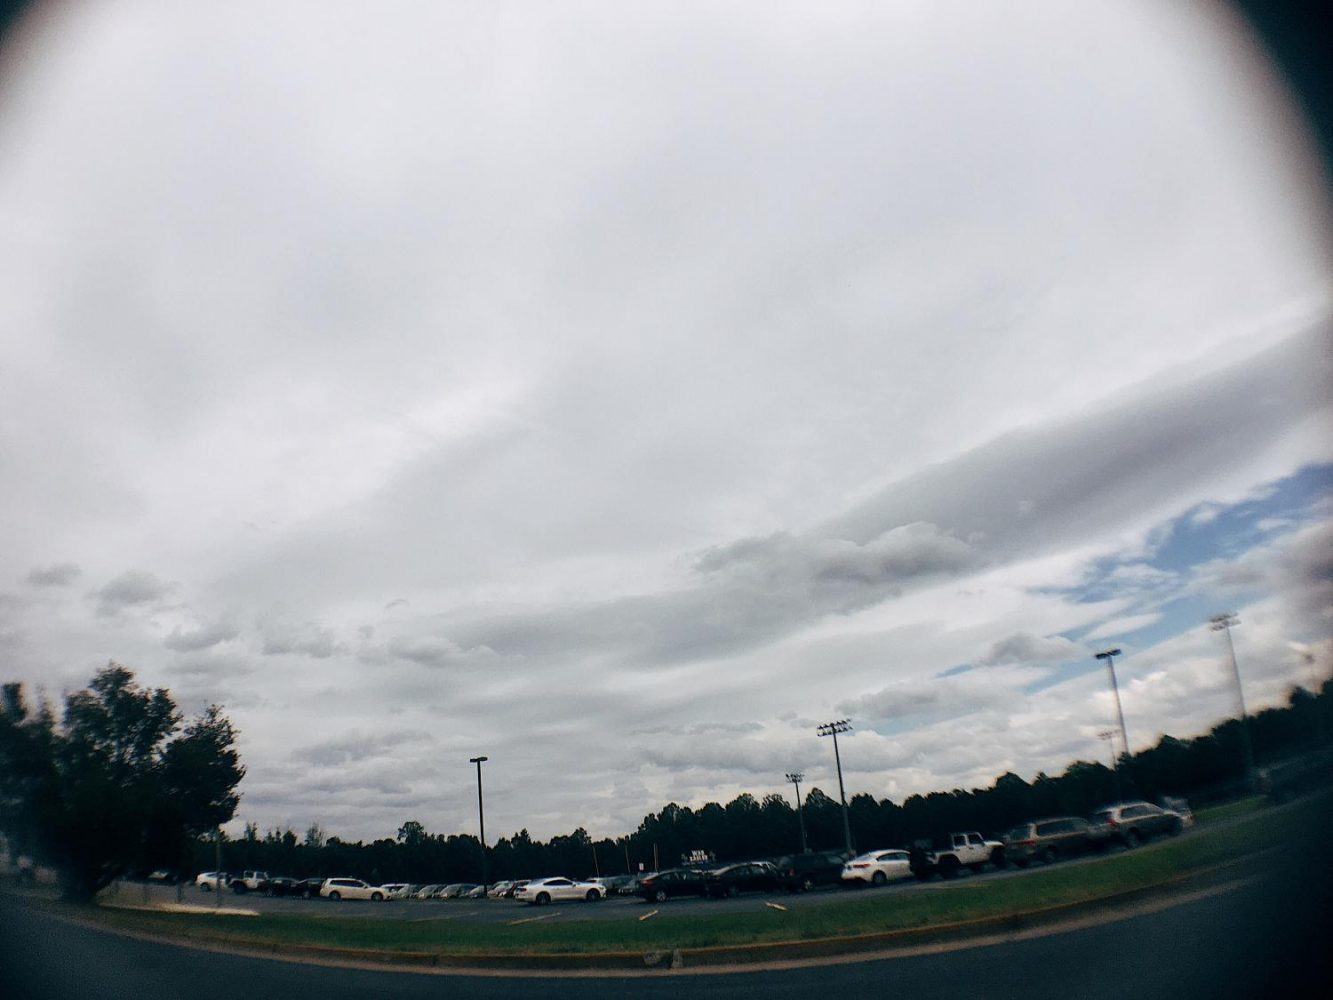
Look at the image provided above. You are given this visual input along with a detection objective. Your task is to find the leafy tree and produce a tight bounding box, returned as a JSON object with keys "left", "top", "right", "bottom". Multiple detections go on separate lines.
{"left": 0, "top": 663, "right": 244, "bottom": 901}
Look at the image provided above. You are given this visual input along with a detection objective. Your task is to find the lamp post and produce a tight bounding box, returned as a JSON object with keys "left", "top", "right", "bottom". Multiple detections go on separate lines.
{"left": 469, "top": 755, "right": 488, "bottom": 893}
{"left": 816, "top": 719, "right": 854, "bottom": 856}
{"left": 1098, "top": 729, "right": 1122, "bottom": 802}
{"left": 1210, "top": 613, "right": 1257, "bottom": 791}
{"left": 1095, "top": 648, "right": 1131, "bottom": 775}
{"left": 785, "top": 771, "right": 808, "bottom": 852}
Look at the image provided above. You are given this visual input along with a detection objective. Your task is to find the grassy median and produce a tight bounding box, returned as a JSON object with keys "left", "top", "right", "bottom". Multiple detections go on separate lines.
{"left": 60, "top": 801, "right": 1296, "bottom": 958}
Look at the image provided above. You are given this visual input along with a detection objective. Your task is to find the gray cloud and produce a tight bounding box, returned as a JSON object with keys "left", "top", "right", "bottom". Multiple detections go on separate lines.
{"left": 383, "top": 634, "right": 497, "bottom": 669}
{"left": 259, "top": 618, "right": 338, "bottom": 659}
{"left": 164, "top": 619, "right": 240, "bottom": 652}
{"left": 25, "top": 562, "right": 81, "bottom": 586}
{"left": 982, "top": 632, "right": 1083, "bottom": 665}
{"left": 290, "top": 730, "right": 433, "bottom": 769}
{"left": 825, "top": 325, "right": 1332, "bottom": 566}
{"left": 90, "top": 570, "right": 173, "bottom": 616}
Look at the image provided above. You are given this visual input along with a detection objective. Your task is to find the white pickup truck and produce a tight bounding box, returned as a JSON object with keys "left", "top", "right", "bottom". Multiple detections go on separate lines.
{"left": 909, "top": 832, "right": 1005, "bottom": 879}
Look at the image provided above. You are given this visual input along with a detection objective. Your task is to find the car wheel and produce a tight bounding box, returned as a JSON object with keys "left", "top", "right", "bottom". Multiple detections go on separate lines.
{"left": 372, "top": 892, "right": 384, "bottom": 902}
{"left": 653, "top": 888, "right": 668, "bottom": 903}
{"left": 585, "top": 889, "right": 599, "bottom": 902}
{"left": 536, "top": 892, "right": 551, "bottom": 905}
{"left": 1124, "top": 830, "right": 1141, "bottom": 849}
{"left": 1170, "top": 819, "right": 1183, "bottom": 837}
{"left": 1041, "top": 847, "right": 1057, "bottom": 865}
{"left": 990, "top": 848, "right": 1006, "bottom": 869}
{"left": 726, "top": 884, "right": 740, "bottom": 898}
{"left": 328, "top": 891, "right": 341, "bottom": 901}
{"left": 871, "top": 871, "right": 887, "bottom": 887}
{"left": 940, "top": 857, "right": 960, "bottom": 879}
{"left": 233, "top": 883, "right": 246, "bottom": 894}
{"left": 1015, "top": 858, "right": 1029, "bottom": 869}
{"left": 800, "top": 875, "right": 815, "bottom": 892}
{"left": 969, "top": 863, "right": 984, "bottom": 874}
{"left": 200, "top": 883, "right": 211, "bottom": 892}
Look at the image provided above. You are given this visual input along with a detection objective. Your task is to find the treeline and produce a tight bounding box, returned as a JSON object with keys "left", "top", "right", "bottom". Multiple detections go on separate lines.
{"left": 208, "top": 681, "right": 1332, "bottom": 885}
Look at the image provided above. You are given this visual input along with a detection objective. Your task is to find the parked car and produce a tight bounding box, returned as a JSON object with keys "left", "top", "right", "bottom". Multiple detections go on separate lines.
{"left": 514, "top": 876, "right": 606, "bottom": 904}
{"left": 264, "top": 876, "right": 303, "bottom": 897}
{"left": 1004, "top": 817, "right": 1101, "bottom": 867}
{"left": 464, "top": 884, "right": 488, "bottom": 899}
{"left": 635, "top": 868, "right": 710, "bottom": 902}
{"left": 505, "top": 880, "right": 528, "bottom": 898}
{"left": 380, "top": 883, "right": 412, "bottom": 899}
{"left": 434, "top": 883, "right": 470, "bottom": 899}
{"left": 321, "top": 877, "right": 386, "bottom": 901}
{"left": 705, "top": 862, "right": 779, "bottom": 897}
{"left": 589, "top": 875, "right": 634, "bottom": 896}
{"left": 774, "top": 850, "right": 851, "bottom": 892}
{"left": 194, "top": 871, "right": 229, "bottom": 892}
{"left": 909, "top": 832, "right": 1005, "bottom": 879}
{"left": 1158, "top": 796, "right": 1195, "bottom": 828}
{"left": 297, "top": 877, "right": 327, "bottom": 898}
{"left": 413, "top": 884, "right": 443, "bottom": 899}
{"left": 1259, "top": 748, "right": 1333, "bottom": 803}
{"left": 230, "top": 870, "right": 270, "bottom": 894}
{"left": 840, "top": 849, "right": 912, "bottom": 886}
{"left": 1089, "top": 801, "right": 1184, "bottom": 847}
{"left": 488, "top": 881, "right": 515, "bottom": 898}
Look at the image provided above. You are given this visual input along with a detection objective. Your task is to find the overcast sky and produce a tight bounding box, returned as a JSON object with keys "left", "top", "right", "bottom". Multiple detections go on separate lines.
{"left": 1, "top": 1, "right": 1330, "bottom": 844}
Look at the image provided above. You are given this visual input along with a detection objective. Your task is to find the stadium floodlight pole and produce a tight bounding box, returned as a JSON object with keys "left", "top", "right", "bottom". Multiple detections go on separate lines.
{"left": 1095, "top": 649, "right": 1130, "bottom": 772}
{"left": 816, "top": 719, "right": 854, "bottom": 855}
{"left": 785, "top": 771, "right": 808, "bottom": 852}
{"left": 1210, "top": 613, "right": 1257, "bottom": 791}
{"left": 469, "top": 756, "right": 489, "bottom": 893}
{"left": 1098, "top": 729, "right": 1122, "bottom": 802}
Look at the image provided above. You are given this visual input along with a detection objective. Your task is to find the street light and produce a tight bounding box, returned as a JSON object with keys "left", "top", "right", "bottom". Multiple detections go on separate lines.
{"left": 1097, "top": 729, "right": 1122, "bottom": 802}
{"left": 1210, "top": 613, "right": 1257, "bottom": 790}
{"left": 785, "top": 771, "right": 808, "bottom": 853}
{"left": 1095, "top": 648, "right": 1130, "bottom": 776}
{"left": 469, "top": 755, "right": 489, "bottom": 893}
{"left": 816, "top": 719, "right": 854, "bottom": 856}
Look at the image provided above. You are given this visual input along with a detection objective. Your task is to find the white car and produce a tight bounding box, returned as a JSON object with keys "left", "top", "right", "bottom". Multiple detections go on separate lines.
{"left": 380, "top": 883, "right": 412, "bottom": 899}
{"left": 514, "top": 876, "right": 606, "bottom": 904}
{"left": 841, "top": 849, "right": 913, "bottom": 886}
{"left": 194, "top": 871, "right": 229, "bottom": 892}
{"left": 320, "top": 877, "right": 386, "bottom": 901}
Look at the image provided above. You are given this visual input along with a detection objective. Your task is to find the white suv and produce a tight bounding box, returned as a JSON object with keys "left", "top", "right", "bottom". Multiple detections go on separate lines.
{"left": 320, "top": 877, "right": 386, "bottom": 901}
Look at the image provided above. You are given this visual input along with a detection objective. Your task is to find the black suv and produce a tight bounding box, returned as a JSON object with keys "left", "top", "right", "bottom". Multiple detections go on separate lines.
{"left": 774, "top": 850, "right": 850, "bottom": 892}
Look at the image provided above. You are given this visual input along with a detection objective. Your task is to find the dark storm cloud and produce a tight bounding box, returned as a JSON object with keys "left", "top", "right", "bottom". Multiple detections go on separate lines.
{"left": 90, "top": 570, "right": 173, "bottom": 616}
{"left": 24, "top": 562, "right": 80, "bottom": 586}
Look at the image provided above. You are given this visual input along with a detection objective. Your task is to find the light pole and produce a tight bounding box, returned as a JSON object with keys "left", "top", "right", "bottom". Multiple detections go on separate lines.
{"left": 1095, "top": 648, "right": 1131, "bottom": 778}
{"left": 1098, "top": 729, "right": 1122, "bottom": 802}
{"left": 469, "top": 755, "right": 488, "bottom": 893}
{"left": 816, "top": 719, "right": 854, "bottom": 856}
{"left": 1210, "top": 613, "right": 1257, "bottom": 790}
{"left": 785, "top": 771, "right": 808, "bottom": 853}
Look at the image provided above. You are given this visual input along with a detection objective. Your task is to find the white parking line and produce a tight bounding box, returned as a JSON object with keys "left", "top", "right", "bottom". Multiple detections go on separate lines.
{"left": 507, "top": 912, "right": 563, "bottom": 926}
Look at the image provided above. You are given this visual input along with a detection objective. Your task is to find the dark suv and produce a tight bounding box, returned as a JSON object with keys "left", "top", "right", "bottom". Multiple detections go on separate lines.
{"left": 1004, "top": 817, "right": 1101, "bottom": 866}
{"left": 774, "top": 850, "right": 850, "bottom": 892}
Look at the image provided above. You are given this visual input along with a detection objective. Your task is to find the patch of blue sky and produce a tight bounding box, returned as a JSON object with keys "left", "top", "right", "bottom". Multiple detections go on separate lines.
{"left": 938, "top": 663, "right": 974, "bottom": 677}
{"left": 1022, "top": 463, "right": 1332, "bottom": 698}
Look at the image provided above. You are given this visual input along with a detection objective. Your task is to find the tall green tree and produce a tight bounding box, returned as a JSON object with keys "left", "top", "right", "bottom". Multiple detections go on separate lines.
{"left": 0, "top": 663, "right": 245, "bottom": 901}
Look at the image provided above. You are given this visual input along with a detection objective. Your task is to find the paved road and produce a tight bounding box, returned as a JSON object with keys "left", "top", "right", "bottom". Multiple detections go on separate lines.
{"left": 3, "top": 847, "right": 1329, "bottom": 1000}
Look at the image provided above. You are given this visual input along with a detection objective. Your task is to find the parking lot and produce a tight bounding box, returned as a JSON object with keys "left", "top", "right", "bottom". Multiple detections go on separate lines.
{"left": 110, "top": 826, "right": 1202, "bottom": 926}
